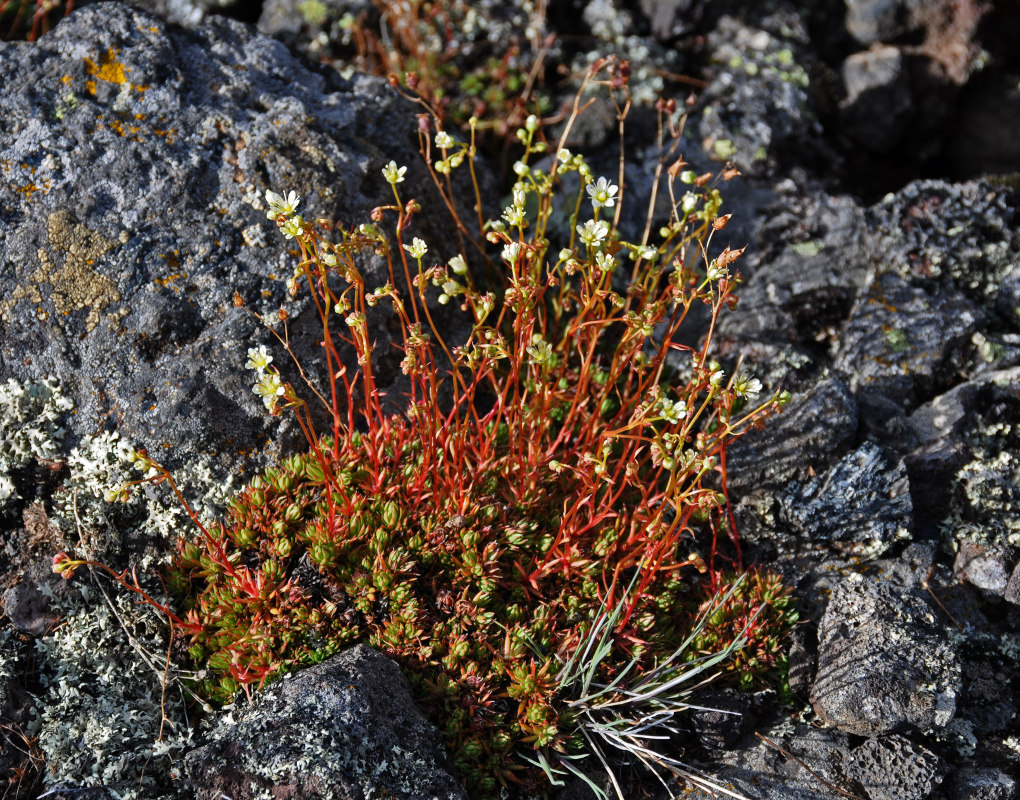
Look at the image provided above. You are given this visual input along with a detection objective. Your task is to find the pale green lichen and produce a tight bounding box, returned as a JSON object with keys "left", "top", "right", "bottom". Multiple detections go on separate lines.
{"left": 49, "top": 426, "right": 237, "bottom": 570}
{"left": 0, "top": 377, "right": 74, "bottom": 506}
{"left": 948, "top": 443, "right": 1020, "bottom": 550}
{"left": 0, "top": 376, "right": 238, "bottom": 794}
{"left": 28, "top": 580, "right": 192, "bottom": 799}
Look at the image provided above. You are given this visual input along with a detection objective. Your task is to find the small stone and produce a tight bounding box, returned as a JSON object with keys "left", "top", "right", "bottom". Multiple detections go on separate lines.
{"left": 840, "top": 45, "right": 910, "bottom": 153}
{"left": 954, "top": 540, "right": 1014, "bottom": 596}
{"left": 844, "top": 735, "right": 942, "bottom": 800}
{"left": 184, "top": 645, "right": 467, "bottom": 800}
{"left": 811, "top": 575, "right": 961, "bottom": 735}
{"left": 1004, "top": 560, "right": 1020, "bottom": 606}
{"left": 952, "top": 767, "right": 1017, "bottom": 800}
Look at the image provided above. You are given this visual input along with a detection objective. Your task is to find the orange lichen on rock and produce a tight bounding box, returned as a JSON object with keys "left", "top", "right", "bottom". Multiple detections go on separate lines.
{"left": 82, "top": 48, "right": 147, "bottom": 96}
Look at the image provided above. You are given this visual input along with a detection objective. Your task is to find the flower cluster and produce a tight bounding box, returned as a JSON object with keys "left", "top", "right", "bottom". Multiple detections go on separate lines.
{"left": 244, "top": 342, "right": 285, "bottom": 413}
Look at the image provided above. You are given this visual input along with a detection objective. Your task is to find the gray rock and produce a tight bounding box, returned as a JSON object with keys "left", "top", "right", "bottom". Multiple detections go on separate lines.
{"left": 833, "top": 271, "right": 981, "bottom": 408}
{"left": 698, "top": 15, "right": 837, "bottom": 178}
{"left": 779, "top": 441, "right": 912, "bottom": 557}
{"left": 838, "top": 46, "right": 956, "bottom": 159}
{"left": 864, "top": 180, "right": 1020, "bottom": 317}
{"left": 959, "top": 659, "right": 1018, "bottom": 738}
{"left": 1, "top": 561, "right": 67, "bottom": 636}
{"left": 811, "top": 574, "right": 960, "bottom": 735}
{"left": 952, "top": 767, "right": 1017, "bottom": 800}
{"left": 721, "top": 190, "right": 870, "bottom": 345}
{"left": 688, "top": 691, "right": 754, "bottom": 750}
{"left": 726, "top": 377, "right": 858, "bottom": 495}
{"left": 843, "top": 734, "right": 942, "bottom": 800}
{"left": 840, "top": 45, "right": 911, "bottom": 152}
{"left": 183, "top": 644, "right": 467, "bottom": 800}
{"left": 675, "top": 722, "right": 857, "bottom": 800}
{"left": 952, "top": 444, "right": 1020, "bottom": 552}
{"left": 1005, "top": 560, "right": 1020, "bottom": 606}
{"left": 116, "top": 0, "right": 246, "bottom": 27}
{"left": 905, "top": 368, "right": 1020, "bottom": 538}
{"left": 874, "top": 540, "right": 938, "bottom": 589}
{"left": 844, "top": 0, "right": 938, "bottom": 45}
{"left": 954, "top": 540, "right": 1015, "bottom": 596}
{"left": 908, "top": 378, "right": 985, "bottom": 446}
{"left": 0, "top": 2, "right": 470, "bottom": 478}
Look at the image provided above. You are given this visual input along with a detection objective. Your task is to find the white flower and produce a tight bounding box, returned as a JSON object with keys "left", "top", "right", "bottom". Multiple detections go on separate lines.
{"left": 245, "top": 345, "right": 273, "bottom": 373}
{"left": 383, "top": 161, "right": 407, "bottom": 184}
{"left": 434, "top": 130, "right": 454, "bottom": 149}
{"left": 265, "top": 189, "right": 300, "bottom": 220}
{"left": 449, "top": 254, "right": 468, "bottom": 275}
{"left": 681, "top": 192, "right": 699, "bottom": 213}
{"left": 403, "top": 237, "right": 428, "bottom": 259}
{"left": 502, "top": 242, "right": 523, "bottom": 264}
{"left": 502, "top": 205, "right": 526, "bottom": 226}
{"left": 706, "top": 259, "right": 726, "bottom": 281}
{"left": 576, "top": 219, "right": 610, "bottom": 248}
{"left": 252, "top": 372, "right": 285, "bottom": 411}
{"left": 734, "top": 373, "right": 763, "bottom": 398}
{"left": 557, "top": 148, "right": 573, "bottom": 164}
{"left": 595, "top": 251, "right": 616, "bottom": 273}
{"left": 586, "top": 176, "right": 618, "bottom": 210}
{"left": 526, "top": 335, "right": 554, "bottom": 366}
{"left": 658, "top": 397, "right": 688, "bottom": 425}
{"left": 281, "top": 215, "right": 304, "bottom": 239}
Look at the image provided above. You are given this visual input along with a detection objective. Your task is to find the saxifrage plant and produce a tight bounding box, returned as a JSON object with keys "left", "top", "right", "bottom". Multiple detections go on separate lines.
{"left": 56, "top": 60, "right": 794, "bottom": 799}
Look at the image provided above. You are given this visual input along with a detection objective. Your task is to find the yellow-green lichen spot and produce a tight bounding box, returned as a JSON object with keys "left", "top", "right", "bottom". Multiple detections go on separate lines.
{"left": 0, "top": 210, "right": 122, "bottom": 332}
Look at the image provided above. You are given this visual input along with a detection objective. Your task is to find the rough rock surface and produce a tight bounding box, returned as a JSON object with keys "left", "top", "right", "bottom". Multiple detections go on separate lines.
{"left": 697, "top": 14, "right": 835, "bottom": 178}
{"left": 0, "top": 1, "right": 467, "bottom": 479}
{"left": 726, "top": 377, "right": 858, "bottom": 494}
{"left": 778, "top": 441, "right": 912, "bottom": 557}
{"left": 811, "top": 575, "right": 961, "bottom": 735}
{"left": 833, "top": 271, "right": 981, "bottom": 407}
{"left": 681, "top": 721, "right": 945, "bottom": 800}
{"left": 184, "top": 645, "right": 468, "bottom": 800}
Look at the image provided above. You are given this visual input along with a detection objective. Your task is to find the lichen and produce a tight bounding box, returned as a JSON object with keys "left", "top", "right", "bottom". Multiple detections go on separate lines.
{"left": 948, "top": 437, "right": 1020, "bottom": 550}
{"left": 0, "top": 377, "right": 74, "bottom": 507}
{"left": 27, "top": 580, "right": 192, "bottom": 800}
{"left": 1, "top": 376, "right": 239, "bottom": 795}
{"left": 0, "top": 627, "right": 27, "bottom": 713}
{"left": 0, "top": 210, "right": 122, "bottom": 332}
